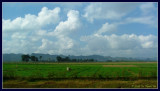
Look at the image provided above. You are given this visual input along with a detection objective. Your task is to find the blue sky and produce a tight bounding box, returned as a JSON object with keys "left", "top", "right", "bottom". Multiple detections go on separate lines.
{"left": 2, "top": 2, "right": 158, "bottom": 58}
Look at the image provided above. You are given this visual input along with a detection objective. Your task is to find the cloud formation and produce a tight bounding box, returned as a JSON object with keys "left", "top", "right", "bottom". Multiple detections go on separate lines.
{"left": 80, "top": 34, "right": 157, "bottom": 57}
{"left": 3, "top": 7, "right": 61, "bottom": 54}
{"left": 35, "top": 9, "right": 81, "bottom": 54}
{"left": 2, "top": 3, "right": 158, "bottom": 58}
{"left": 3, "top": 7, "right": 60, "bottom": 32}
{"left": 83, "top": 3, "right": 139, "bottom": 22}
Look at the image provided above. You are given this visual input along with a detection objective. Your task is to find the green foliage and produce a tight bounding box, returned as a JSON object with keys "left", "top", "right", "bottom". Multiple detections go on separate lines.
{"left": 31, "top": 56, "right": 38, "bottom": 62}
{"left": 39, "top": 56, "right": 42, "bottom": 61}
{"left": 21, "top": 54, "right": 30, "bottom": 62}
{"left": 56, "top": 56, "right": 95, "bottom": 62}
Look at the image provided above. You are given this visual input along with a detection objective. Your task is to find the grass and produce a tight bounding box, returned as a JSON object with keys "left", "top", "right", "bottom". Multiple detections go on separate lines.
{"left": 3, "top": 62, "right": 157, "bottom": 88}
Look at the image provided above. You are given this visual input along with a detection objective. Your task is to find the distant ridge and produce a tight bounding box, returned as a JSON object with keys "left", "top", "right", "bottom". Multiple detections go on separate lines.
{"left": 2, "top": 53, "right": 157, "bottom": 62}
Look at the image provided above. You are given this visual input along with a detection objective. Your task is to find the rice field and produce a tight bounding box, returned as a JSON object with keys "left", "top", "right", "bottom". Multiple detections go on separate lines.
{"left": 3, "top": 62, "right": 158, "bottom": 88}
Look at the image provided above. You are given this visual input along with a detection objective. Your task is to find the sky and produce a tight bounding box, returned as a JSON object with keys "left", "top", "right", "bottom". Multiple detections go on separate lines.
{"left": 2, "top": 2, "right": 158, "bottom": 58}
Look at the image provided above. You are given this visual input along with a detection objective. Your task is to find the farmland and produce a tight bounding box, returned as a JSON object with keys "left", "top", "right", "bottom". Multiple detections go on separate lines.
{"left": 3, "top": 62, "right": 157, "bottom": 88}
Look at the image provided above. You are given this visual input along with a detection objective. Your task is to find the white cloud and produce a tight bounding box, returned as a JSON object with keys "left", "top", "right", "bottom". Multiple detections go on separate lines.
{"left": 37, "top": 7, "right": 60, "bottom": 26}
{"left": 80, "top": 34, "right": 157, "bottom": 57}
{"left": 36, "top": 30, "right": 47, "bottom": 36}
{"left": 83, "top": 2, "right": 157, "bottom": 27}
{"left": 3, "top": 38, "right": 38, "bottom": 54}
{"left": 2, "top": 3, "right": 157, "bottom": 58}
{"left": 96, "top": 22, "right": 117, "bottom": 35}
{"left": 2, "top": 7, "right": 60, "bottom": 32}
{"left": 36, "top": 37, "right": 77, "bottom": 55}
{"left": 39, "top": 39, "right": 54, "bottom": 50}
{"left": 139, "top": 35, "right": 157, "bottom": 48}
{"left": 36, "top": 10, "right": 81, "bottom": 54}
{"left": 48, "top": 10, "right": 80, "bottom": 49}
{"left": 124, "top": 3, "right": 157, "bottom": 27}
{"left": 49, "top": 10, "right": 80, "bottom": 36}
{"left": 126, "top": 16, "right": 157, "bottom": 26}
{"left": 2, "top": 7, "right": 61, "bottom": 54}
{"left": 3, "top": 8, "right": 82, "bottom": 55}
{"left": 83, "top": 3, "right": 139, "bottom": 22}
{"left": 11, "top": 32, "right": 27, "bottom": 39}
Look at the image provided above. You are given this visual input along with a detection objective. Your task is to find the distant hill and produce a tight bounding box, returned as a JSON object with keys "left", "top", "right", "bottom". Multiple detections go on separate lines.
{"left": 3, "top": 53, "right": 23, "bottom": 62}
{"left": 2, "top": 53, "right": 157, "bottom": 62}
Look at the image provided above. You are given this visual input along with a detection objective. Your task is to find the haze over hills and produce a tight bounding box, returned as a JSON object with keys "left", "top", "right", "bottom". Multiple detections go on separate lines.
{"left": 3, "top": 53, "right": 157, "bottom": 62}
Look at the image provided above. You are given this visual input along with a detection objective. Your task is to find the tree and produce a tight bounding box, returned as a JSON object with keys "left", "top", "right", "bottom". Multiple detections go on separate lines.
{"left": 64, "top": 57, "right": 70, "bottom": 62}
{"left": 72, "top": 59, "right": 77, "bottom": 62}
{"left": 39, "top": 56, "right": 42, "bottom": 61}
{"left": 21, "top": 54, "right": 30, "bottom": 62}
{"left": 35, "top": 57, "right": 38, "bottom": 62}
{"left": 56, "top": 56, "right": 62, "bottom": 62}
{"left": 31, "top": 56, "right": 36, "bottom": 62}
{"left": 21, "top": 55, "right": 25, "bottom": 62}
{"left": 30, "top": 56, "right": 39, "bottom": 62}
{"left": 107, "top": 60, "right": 112, "bottom": 62}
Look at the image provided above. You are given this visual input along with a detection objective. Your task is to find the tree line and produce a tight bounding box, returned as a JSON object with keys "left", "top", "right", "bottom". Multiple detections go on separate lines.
{"left": 56, "top": 56, "right": 96, "bottom": 62}
{"left": 21, "top": 55, "right": 41, "bottom": 62}
{"left": 21, "top": 55, "right": 96, "bottom": 62}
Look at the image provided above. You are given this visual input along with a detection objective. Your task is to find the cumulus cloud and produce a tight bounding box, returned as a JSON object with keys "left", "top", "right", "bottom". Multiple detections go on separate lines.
{"left": 50, "top": 10, "right": 80, "bottom": 48}
{"left": 2, "top": 3, "right": 158, "bottom": 58}
{"left": 80, "top": 34, "right": 157, "bottom": 57}
{"left": 2, "top": 7, "right": 61, "bottom": 54}
{"left": 3, "top": 39, "right": 38, "bottom": 54}
{"left": 3, "top": 7, "right": 82, "bottom": 55}
{"left": 37, "top": 7, "right": 60, "bottom": 26}
{"left": 49, "top": 10, "right": 80, "bottom": 36}
{"left": 83, "top": 3, "right": 139, "bottom": 22}
{"left": 36, "top": 10, "right": 81, "bottom": 54}
{"left": 2, "top": 7, "right": 60, "bottom": 32}
{"left": 81, "top": 3, "right": 158, "bottom": 57}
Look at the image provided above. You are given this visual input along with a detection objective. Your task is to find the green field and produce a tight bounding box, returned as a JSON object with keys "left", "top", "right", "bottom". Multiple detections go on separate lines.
{"left": 3, "top": 62, "right": 158, "bottom": 88}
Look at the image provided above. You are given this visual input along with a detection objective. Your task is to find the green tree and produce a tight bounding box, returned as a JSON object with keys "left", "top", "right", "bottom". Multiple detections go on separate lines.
{"left": 39, "top": 56, "right": 42, "bottom": 61}
{"left": 21, "top": 54, "right": 30, "bottom": 62}
{"left": 35, "top": 57, "right": 38, "bottom": 62}
{"left": 30, "top": 56, "right": 39, "bottom": 62}
{"left": 31, "top": 56, "right": 36, "bottom": 62}
{"left": 64, "top": 57, "right": 70, "bottom": 62}
{"left": 56, "top": 56, "right": 62, "bottom": 62}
